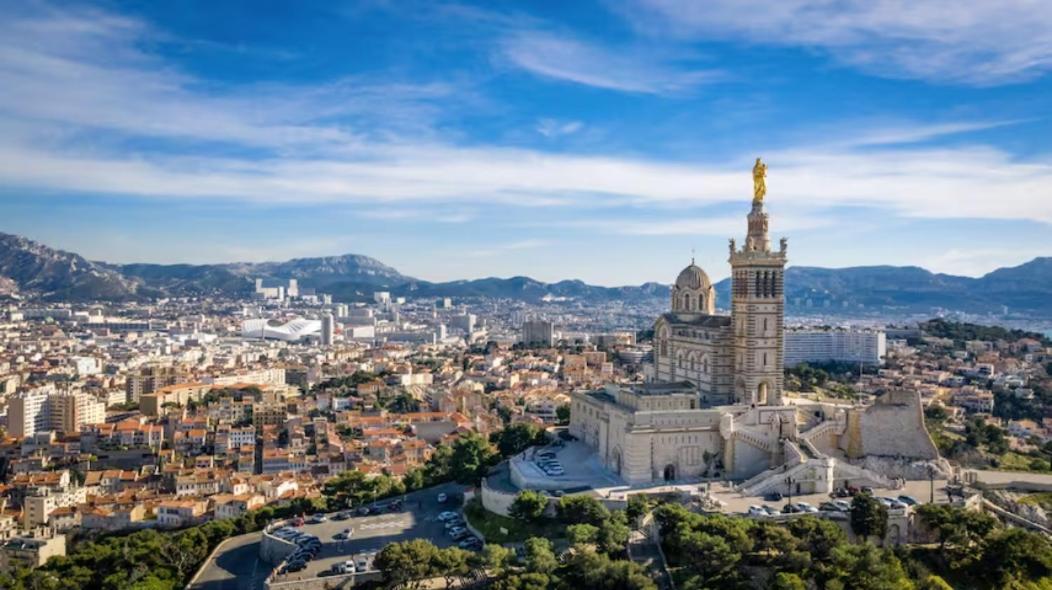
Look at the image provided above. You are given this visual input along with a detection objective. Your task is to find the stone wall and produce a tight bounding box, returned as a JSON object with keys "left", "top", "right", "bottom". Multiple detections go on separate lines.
{"left": 259, "top": 525, "right": 297, "bottom": 565}
{"left": 848, "top": 390, "right": 938, "bottom": 461}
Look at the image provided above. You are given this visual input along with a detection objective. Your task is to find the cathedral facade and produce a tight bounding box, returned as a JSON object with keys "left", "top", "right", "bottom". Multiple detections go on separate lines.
{"left": 570, "top": 173, "right": 794, "bottom": 484}
{"left": 568, "top": 163, "right": 944, "bottom": 488}
{"left": 654, "top": 195, "right": 787, "bottom": 407}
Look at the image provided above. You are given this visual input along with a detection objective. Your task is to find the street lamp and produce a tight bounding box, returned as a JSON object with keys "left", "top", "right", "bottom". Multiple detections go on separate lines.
{"left": 785, "top": 476, "right": 795, "bottom": 507}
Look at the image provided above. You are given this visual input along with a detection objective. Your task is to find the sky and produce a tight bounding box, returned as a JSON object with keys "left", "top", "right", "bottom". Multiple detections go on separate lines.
{"left": 1, "top": 0, "right": 1051, "bottom": 286}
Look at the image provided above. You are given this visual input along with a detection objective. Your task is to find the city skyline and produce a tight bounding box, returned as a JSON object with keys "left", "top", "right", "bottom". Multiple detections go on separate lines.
{"left": 1, "top": 1, "right": 1051, "bottom": 286}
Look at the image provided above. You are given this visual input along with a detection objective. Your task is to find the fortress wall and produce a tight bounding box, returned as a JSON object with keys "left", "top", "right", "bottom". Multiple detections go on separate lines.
{"left": 854, "top": 390, "right": 938, "bottom": 460}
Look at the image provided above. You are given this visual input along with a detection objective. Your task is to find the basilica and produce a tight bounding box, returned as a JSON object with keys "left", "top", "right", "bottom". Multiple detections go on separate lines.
{"left": 567, "top": 161, "right": 946, "bottom": 493}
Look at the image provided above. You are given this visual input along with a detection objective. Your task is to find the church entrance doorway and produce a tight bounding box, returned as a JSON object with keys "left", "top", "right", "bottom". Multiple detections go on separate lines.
{"left": 663, "top": 464, "right": 677, "bottom": 482}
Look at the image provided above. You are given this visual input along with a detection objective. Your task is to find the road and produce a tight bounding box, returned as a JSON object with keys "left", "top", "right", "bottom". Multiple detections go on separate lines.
{"left": 711, "top": 478, "right": 953, "bottom": 514}
{"left": 189, "top": 531, "right": 267, "bottom": 590}
{"left": 273, "top": 481, "right": 465, "bottom": 583}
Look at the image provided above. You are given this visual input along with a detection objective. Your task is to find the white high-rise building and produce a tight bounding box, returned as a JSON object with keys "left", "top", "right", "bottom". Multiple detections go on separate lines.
{"left": 7, "top": 386, "right": 52, "bottom": 438}
{"left": 784, "top": 329, "right": 887, "bottom": 367}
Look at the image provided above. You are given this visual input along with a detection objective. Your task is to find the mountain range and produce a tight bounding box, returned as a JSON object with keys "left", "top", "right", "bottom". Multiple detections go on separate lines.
{"left": 1, "top": 232, "right": 1050, "bottom": 317}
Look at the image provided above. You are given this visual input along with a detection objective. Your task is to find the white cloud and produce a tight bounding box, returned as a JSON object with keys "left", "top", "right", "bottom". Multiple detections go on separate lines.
{"left": 501, "top": 30, "right": 722, "bottom": 94}
{"left": 536, "top": 118, "right": 584, "bottom": 138}
{"left": 0, "top": 3, "right": 1050, "bottom": 230}
{"left": 560, "top": 213, "right": 833, "bottom": 236}
{"left": 920, "top": 247, "right": 1051, "bottom": 278}
{"left": 621, "top": 0, "right": 1052, "bottom": 85}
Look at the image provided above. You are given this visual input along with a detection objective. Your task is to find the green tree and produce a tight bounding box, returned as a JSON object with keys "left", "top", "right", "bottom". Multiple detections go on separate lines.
{"left": 449, "top": 433, "right": 499, "bottom": 485}
{"left": 493, "top": 572, "right": 551, "bottom": 590}
{"left": 560, "top": 547, "right": 656, "bottom": 590}
{"left": 375, "top": 539, "right": 441, "bottom": 589}
{"left": 493, "top": 423, "right": 547, "bottom": 457}
{"left": 850, "top": 493, "right": 888, "bottom": 543}
{"left": 978, "top": 528, "right": 1052, "bottom": 588}
{"left": 917, "top": 575, "right": 954, "bottom": 590}
{"left": 556, "top": 404, "right": 571, "bottom": 424}
{"left": 557, "top": 495, "right": 610, "bottom": 526}
{"left": 785, "top": 515, "right": 846, "bottom": 566}
{"left": 625, "top": 495, "right": 651, "bottom": 527}
{"left": 476, "top": 544, "right": 515, "bottom": 578}
{"left": 597, "top": 511, "right": 632, "bottom": 556}
{"left": 826, "top": 543, "right": 912, "bottom": 590}
{"left": 566, "top": 523, "right": 600, "bottom": 546}
{"left": 510, "top": 490, "right": 549, "bottom": 522}
{"left": 771, "top": 572, "right": 807, "bottom": 590}
{"left": 523, "top": 537, "right": 559, "bottom": 575}
{"left": 432, "top": 547, "right": 472, "bottom": 588}
{"left": 671, "top": 528, "right": 740, "bottom": 584}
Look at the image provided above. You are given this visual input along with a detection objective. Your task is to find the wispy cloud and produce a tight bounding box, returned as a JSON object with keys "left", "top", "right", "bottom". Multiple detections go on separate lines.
{"left": 621, "top": 0, "right": 1052, "bottom": 85}
{"left": 558, "top": 213, "right": 834, "bottom": 236}
{"left": 500, "top": 30, "right": 723, "bottom": 94}
{"left": 0, "top": 4, "right": 1050, "bottom": 230}
{"left": 536, "top": 118, "right": 583, "bottom": 138}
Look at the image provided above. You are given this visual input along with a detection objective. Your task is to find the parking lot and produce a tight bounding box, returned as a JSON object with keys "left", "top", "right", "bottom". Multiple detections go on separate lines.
{"left": 270, "top": 482, "right": 469, "bottom": 583}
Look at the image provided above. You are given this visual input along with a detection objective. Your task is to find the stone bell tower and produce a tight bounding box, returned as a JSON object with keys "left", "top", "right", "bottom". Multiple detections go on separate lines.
{"left": 729, "top": 158, "right": 787, "bottom": 406}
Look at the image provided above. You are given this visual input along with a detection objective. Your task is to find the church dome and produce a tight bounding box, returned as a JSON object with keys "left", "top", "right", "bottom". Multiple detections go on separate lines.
{"left": 675, "top": 263, "right": 711, "bottom": 290}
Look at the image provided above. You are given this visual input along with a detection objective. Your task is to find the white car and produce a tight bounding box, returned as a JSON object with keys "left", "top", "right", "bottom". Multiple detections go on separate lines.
{"left": 747, "top": 505, "right": 768, "bottom": 517}
{"left": 437, "top": 493, "right": 448, "bottom": 503}
{"left": 794, "top": 502, "right": 819, "bottom": 513}
{"left": 334, "top": 560, "right": 356, "bottom": 574}
{"left": 438, "top": 510, "right": 459, "bottom": 521}
{"left": 355, "top": 554, "right": 372, "bottom": 571}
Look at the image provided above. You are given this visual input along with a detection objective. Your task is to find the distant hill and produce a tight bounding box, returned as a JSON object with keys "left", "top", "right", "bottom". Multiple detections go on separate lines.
{"left": 1, "top": 231, "right": 1050, "bottom": 317}
{"left": 0, "top": 233, "right": 140, "bottom": 300}
{"left": 714, "top": 260, "right": 1052, "bottom": 316}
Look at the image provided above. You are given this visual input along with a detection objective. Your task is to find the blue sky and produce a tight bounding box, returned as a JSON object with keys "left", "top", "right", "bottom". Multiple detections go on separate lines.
{"left": 1, "top": 0, "right": 1051, "bottom": 285}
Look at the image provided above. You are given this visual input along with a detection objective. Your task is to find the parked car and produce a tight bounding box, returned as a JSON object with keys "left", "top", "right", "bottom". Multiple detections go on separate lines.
{"left": 333, "top": 511, "right": 352, "bottom": 521}
{"left": 438, "top": 510, "right": 459, "bottom": 521}
{"left": 333, "top": 528, "right": 354, "bottom": 540}
{"left": 764, "top": 492, "right": 783, "bottom": 502}
{"left": 459, "top": 537, "right": 483, "bottom": 550}
{"left": 897, "top": 495, "right": 920, "bottom": 506}
{"left": 355, "top": 554, "right": 372, "bottom": 571}
{"left": 307, "top": 514, "right": 328, "bottom": 524}
{"left": 747, "top": 505, "right": 769, "bottom": 517}
{"left": 451, "top": 528, "right": 471, "bottom": 540}
{"left": 762, "top": 505, "right": 779, "bottom": 515}
{"left": 795, "top": 502, "right": 819, "bottom": 513}
{"left": 290, "top": 517, "right": 305, "bottom": 527}
{"left": 283, "top": 561, "right": 306, "bottom": 573}
{"left": 437, "top": 493, "right": 449, "bottom": 503}
{"left": 879, "top": 497, "right": 908, "bottom": 509}
{"left": 445, "top": 518, "right": 465, "bottom": 529}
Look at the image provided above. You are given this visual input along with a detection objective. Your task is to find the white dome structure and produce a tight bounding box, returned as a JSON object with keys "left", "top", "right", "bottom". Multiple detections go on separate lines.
{"left": 241, "top": 317, "right": 321, "bottom": 341}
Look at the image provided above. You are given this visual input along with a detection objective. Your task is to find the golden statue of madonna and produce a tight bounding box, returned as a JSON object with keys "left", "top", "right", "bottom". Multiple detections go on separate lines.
{"left": 752, "top": 157, "right": 767, "bottom": 202}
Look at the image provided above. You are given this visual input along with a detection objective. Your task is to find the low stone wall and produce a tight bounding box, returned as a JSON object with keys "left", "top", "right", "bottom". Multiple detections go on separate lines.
{"left": 259, "top": 523, "right": 297, "bottom": 565}
{"left": 266, "top": 571, "right": 383, "bottom": 590}
{"left": 480, "top": 476, "right": 519, "bottom": 517}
